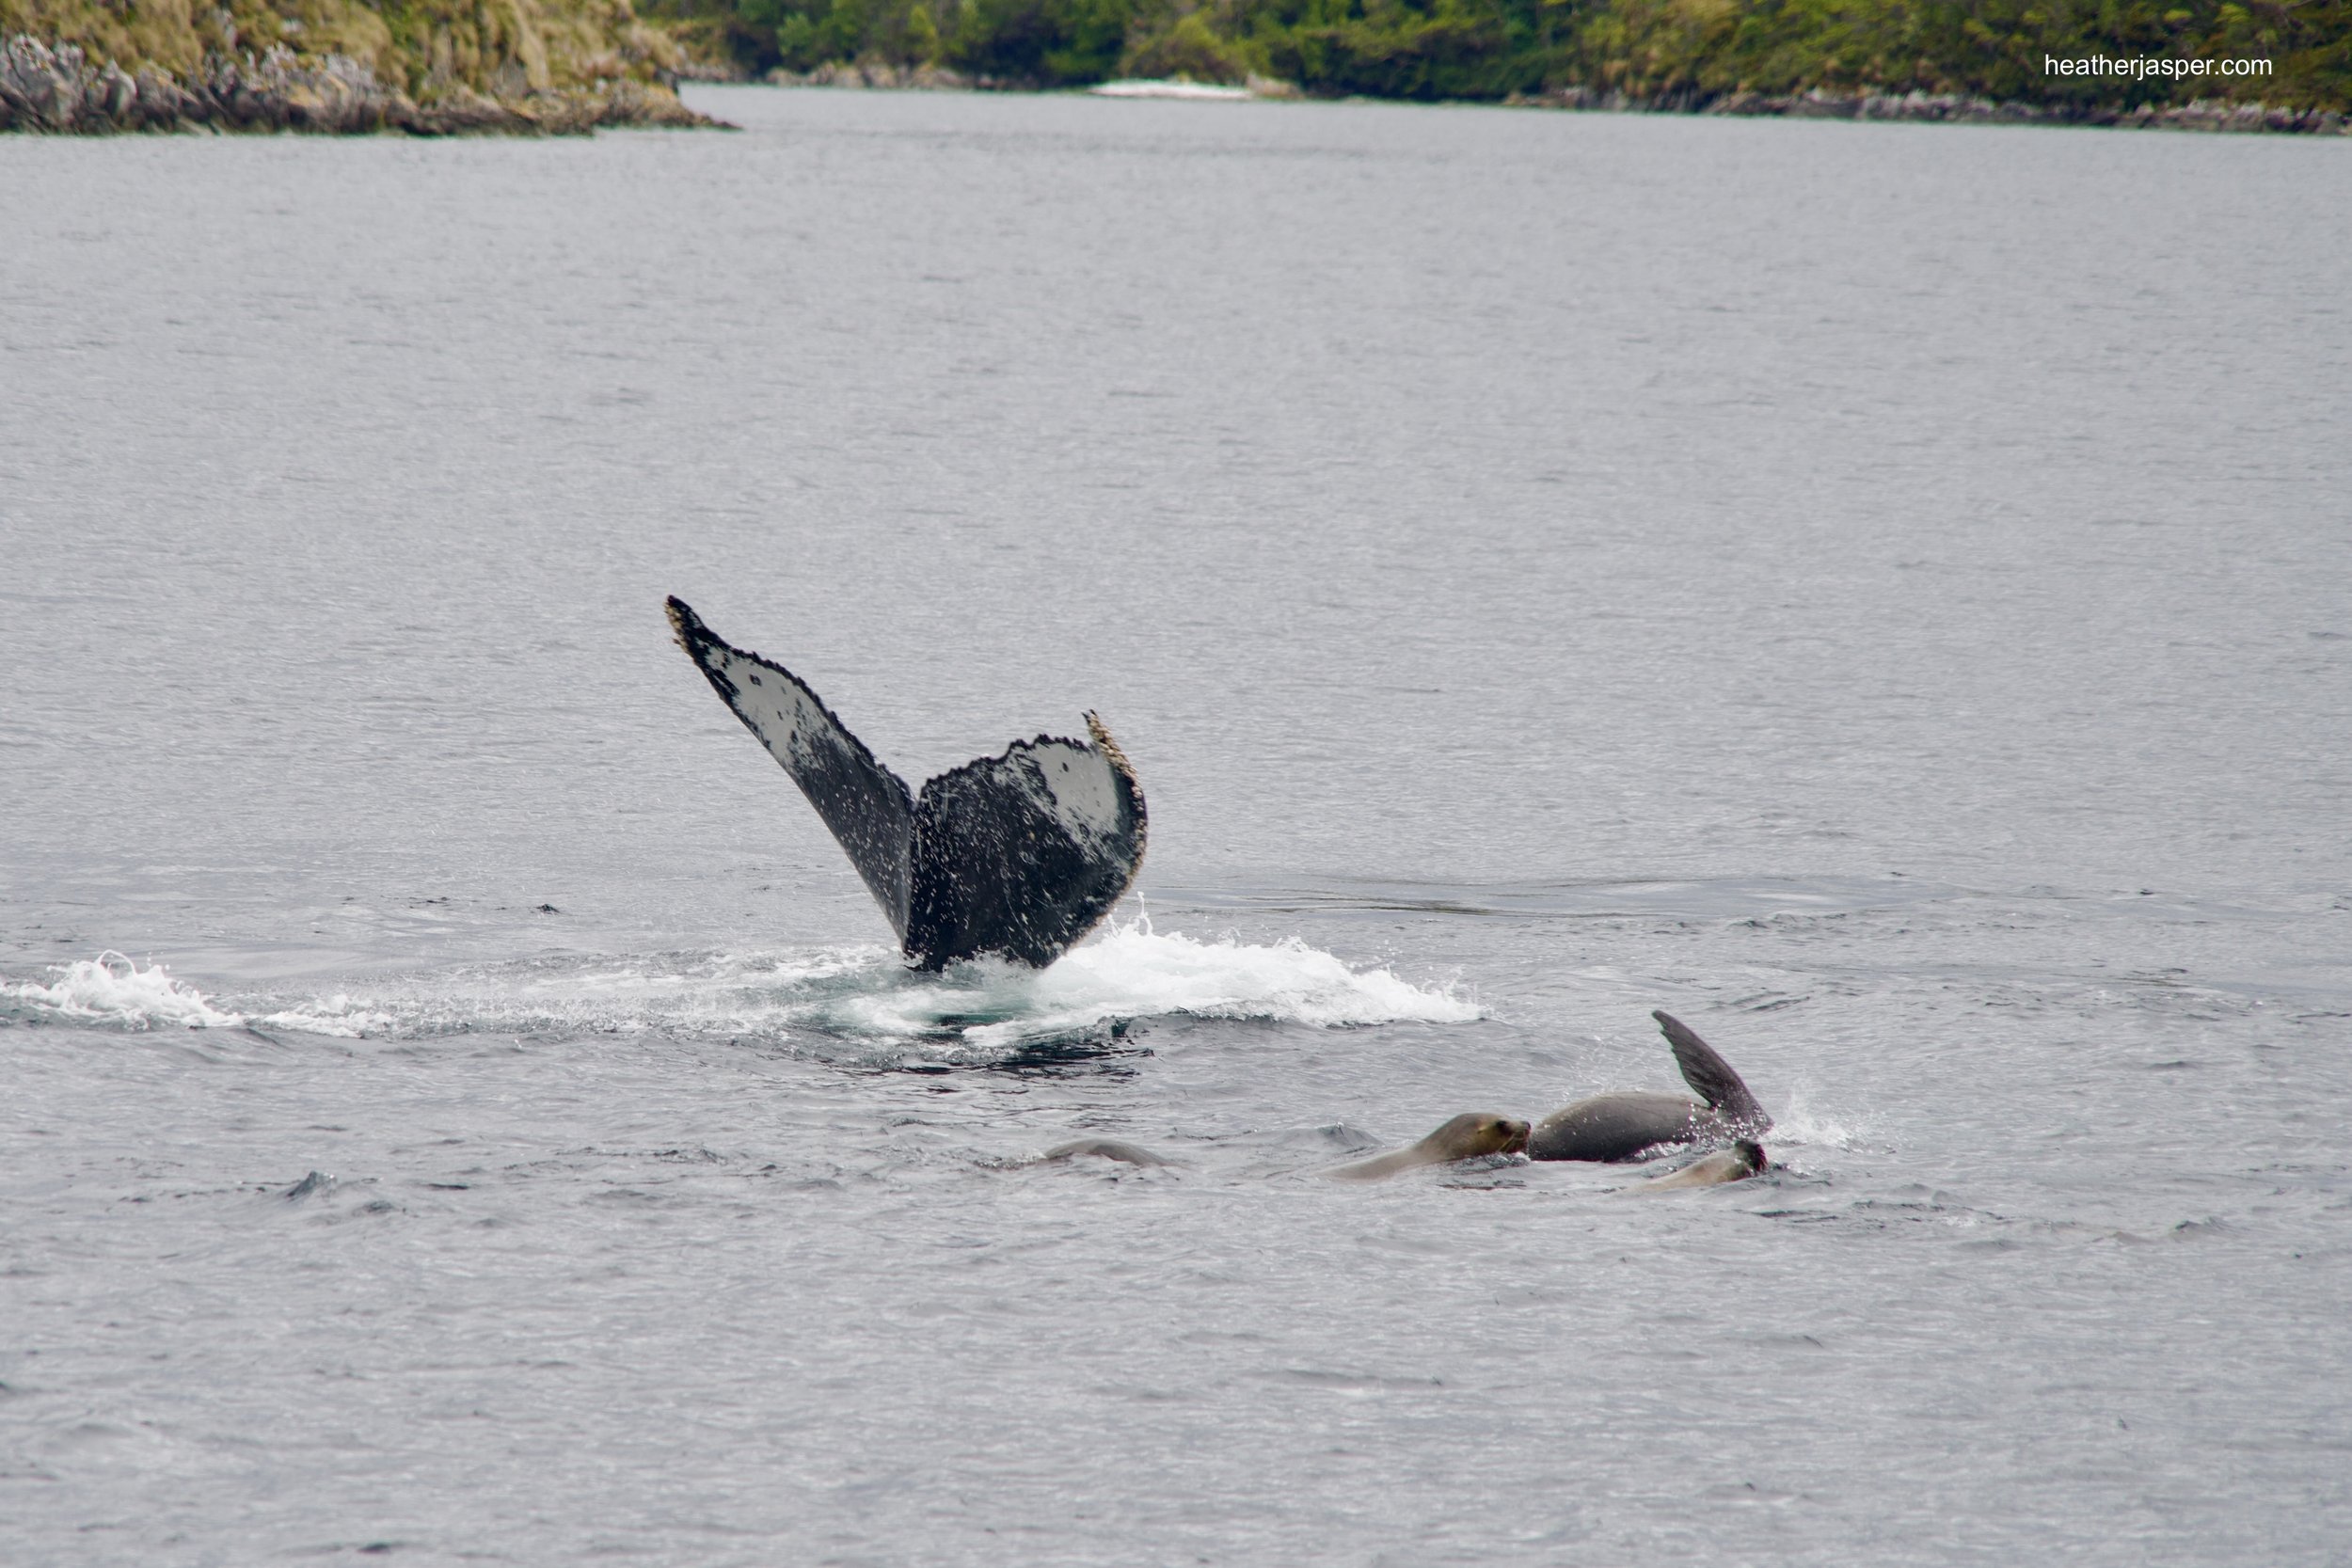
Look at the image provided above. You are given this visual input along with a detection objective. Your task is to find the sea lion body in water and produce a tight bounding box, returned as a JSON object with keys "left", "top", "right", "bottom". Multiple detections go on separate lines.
{"left": 1528, "top": 1011, "right": 1772, "bottom": 1163}
{"left": 1042, "top": 1138, "right": 1171, "bottom": 1167}
{"left": 666, "top": 597, "right": 1146, "bottom": 971}
{"left": 1327, "top": 1113, "right": 1531, "bottom": 1181}
{"left": 1629, "top": 1140, "right": 1770, "bottom": 1193}
{"left": 1528, "top": 1091, "right": 1720, "bottom": 1164}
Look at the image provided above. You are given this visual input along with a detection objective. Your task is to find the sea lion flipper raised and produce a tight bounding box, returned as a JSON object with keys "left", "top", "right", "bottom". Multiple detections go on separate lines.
{"left": 1653, "top": 1010, "right": 1772, "bottom": 1133}
{"left": 907, "top": 712, "right": 1146, "bottom": 970}
{"left": 666, "top": 597, "right": 915, "bottom": 939}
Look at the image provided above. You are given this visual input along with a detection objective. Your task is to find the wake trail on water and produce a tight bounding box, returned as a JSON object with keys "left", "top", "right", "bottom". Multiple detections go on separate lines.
{"left": 0, "top": 923, "right": 1480, "bottom": 1061}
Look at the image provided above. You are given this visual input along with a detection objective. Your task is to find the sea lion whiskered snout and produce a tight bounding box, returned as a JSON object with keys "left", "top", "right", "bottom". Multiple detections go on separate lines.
{"left": 1327, "top": 1112, "right": 1530, "bottom": 1182}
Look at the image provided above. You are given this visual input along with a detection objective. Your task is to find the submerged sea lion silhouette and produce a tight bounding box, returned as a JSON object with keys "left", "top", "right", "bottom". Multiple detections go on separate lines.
{"left": 666, "top": 597, "right": 1147, "bottom": 971}
{"left": 1042, "top": 1138, "right": 1173, "bottom": 1167}
{"left": 1327, "top": 1113, "right": 1532, "bottom": 1181}
{"left": 1527, "top": 1010, "right": 1772, "bottom": 1163}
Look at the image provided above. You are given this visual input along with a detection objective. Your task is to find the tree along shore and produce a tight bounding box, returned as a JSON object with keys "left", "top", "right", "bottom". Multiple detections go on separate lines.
{"left": 650, "top": 0, "right": 2351, "bottom": 126}
{"left": 1, "top": 0, "right": 718, "bottom": 133}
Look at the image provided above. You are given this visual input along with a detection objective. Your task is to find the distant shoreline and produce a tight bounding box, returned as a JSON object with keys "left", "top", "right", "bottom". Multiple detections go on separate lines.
{"left": 1511, "top": 85, "right": 2350, "bottom": 135}
{"left": 687, "top": 66, "right": 2351, "bottom": 137}
{"left": 9, "top": 33, "right": 2344, "bottom": 137}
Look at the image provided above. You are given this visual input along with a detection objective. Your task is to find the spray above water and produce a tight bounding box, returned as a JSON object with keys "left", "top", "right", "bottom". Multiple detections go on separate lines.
{"left": 1, "top": 952, "right": 386, "bottom": 1037}
{"left": 2, "top": 923, "right": 1480, "bottom": 1062}
{"left": 825, "top": 922, "right": 1482, "bottom": 1051}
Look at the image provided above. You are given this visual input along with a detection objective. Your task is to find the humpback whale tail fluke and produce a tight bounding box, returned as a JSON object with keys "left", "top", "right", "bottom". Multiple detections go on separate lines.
{"left": 1653, "top": 1010, "right": 1772, "bottom": 1136}
{"left": 665, "top": 596, "right": 1147, "bottom": 972}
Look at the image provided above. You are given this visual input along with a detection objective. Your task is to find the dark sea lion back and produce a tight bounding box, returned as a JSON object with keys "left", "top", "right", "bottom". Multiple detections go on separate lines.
{"left": 1527, "top": 1013, "right": 1775, "bottom": 1162}
{"left": 1525, "top": 1092, "right": 1709, "bottom": 1163}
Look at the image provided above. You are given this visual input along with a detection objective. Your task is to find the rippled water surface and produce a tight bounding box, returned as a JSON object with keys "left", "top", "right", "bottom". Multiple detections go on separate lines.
{"left": 4, "top": 88, "right": 2350, "bottom": 1565}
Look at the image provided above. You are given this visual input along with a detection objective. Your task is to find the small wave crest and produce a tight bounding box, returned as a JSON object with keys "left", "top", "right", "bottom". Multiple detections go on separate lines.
{"left": 4, "top": 924, "right": 1479, "bottom": 1061}
{"left": 0, "top": 952, "right": 386, "bottom": 1037}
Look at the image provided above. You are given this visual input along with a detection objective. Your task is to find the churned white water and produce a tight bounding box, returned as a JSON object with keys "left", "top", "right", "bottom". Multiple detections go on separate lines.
{"left": 3, "top": 87, "right": 2349, "bottom": 1566}
{"left": 5, "top": 922, "right": 1478, "bottom": 1057}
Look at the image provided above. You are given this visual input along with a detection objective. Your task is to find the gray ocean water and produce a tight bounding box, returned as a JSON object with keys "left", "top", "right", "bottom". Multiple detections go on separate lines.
{"left": 4, "top": 86, "right": 2350, "bottom": 1564}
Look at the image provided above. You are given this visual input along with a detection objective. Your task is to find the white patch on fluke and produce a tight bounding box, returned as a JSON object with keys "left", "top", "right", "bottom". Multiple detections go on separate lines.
{"left": 707, "top": 646, "right": 835, "bottom": 780}
{"left": 1020, "top": 738, "right": 1126, "bottom": 849}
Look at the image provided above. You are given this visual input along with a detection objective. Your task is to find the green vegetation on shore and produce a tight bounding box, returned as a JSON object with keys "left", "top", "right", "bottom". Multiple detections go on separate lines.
{"left": 3, "top": 0, "right": 685, "bottom": 103}
{"left": 647, "top": 0, "right": 2352, "bottom": 113}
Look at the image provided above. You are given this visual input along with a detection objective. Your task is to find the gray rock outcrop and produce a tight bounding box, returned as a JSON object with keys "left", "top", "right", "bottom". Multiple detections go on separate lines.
{"left": 1, "top": 35, "right": 715, "bottom": 135}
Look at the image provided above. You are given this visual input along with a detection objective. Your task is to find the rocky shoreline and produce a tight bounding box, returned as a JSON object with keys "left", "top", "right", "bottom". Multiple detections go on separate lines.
{"left": 684, "top": 66, "right": 2347, "bottom": 135}
{"left": 1507, "top": 84, "right": 2351, "bottom": 135}
{"left": 12, "top": 31, "right": 2342, "bottom": 138}
{"left": 0, "top": 35, "right": 718, "bottom": 135}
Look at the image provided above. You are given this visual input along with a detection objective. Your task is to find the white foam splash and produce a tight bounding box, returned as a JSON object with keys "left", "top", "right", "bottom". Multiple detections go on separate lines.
{"left": 5, "top": 927, "right": 1478, "bottom": 1058}
{"left": 0, "top": 952, "right": 388, "bottom": 1037}
{"left": 776, "top": 924, "right": 1481, "bottom": 1050}
{"left": 5, "top": 952, "right": 245, "bottom": 1029}
{"left": 968, "top": 923, "right": 1480, "bottom": 1047}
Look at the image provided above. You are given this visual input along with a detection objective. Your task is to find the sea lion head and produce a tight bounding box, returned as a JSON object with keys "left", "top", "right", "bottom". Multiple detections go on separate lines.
{"left": 1422, "top": 1112, "right": 1531, "bottom": 1160}
{"left": 1733, "top": 1139, "right": 1769, "bottom": 1175}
